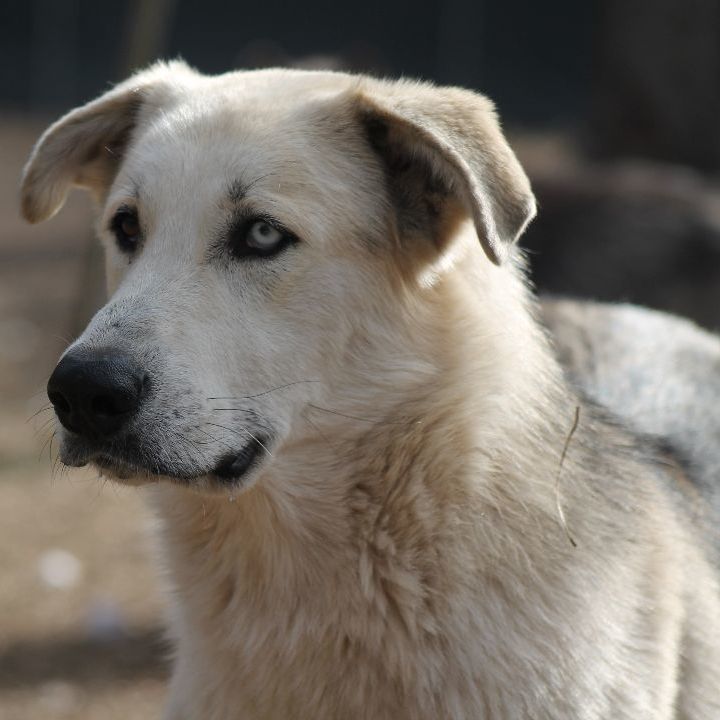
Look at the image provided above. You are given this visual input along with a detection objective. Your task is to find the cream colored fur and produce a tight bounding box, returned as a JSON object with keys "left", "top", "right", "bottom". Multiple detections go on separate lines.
{"left": 21, "top": 62, "right": 720, "bottom": 719}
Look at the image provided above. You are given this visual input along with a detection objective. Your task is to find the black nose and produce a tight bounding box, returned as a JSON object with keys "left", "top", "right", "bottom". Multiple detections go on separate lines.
{"left": 47, "top": 350, "right": 146, "bottom": 439}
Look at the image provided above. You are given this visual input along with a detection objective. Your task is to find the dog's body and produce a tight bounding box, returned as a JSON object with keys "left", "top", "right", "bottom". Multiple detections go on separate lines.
{"left": 22, "top": 63, "right": 720, "bottom": 719}
{"left": 543, "top": 299, "right": 720, "bottom": 545}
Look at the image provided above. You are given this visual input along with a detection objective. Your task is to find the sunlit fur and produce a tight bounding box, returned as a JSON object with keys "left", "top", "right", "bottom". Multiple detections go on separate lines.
{"left": 22, "top": 62, "right": 720, "bottom": 719}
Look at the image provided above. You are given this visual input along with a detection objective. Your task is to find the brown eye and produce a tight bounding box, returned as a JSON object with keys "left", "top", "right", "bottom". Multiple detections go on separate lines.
{"left": 120, "top": 215, "right": 139, "bottom": 237}
{"left": 111, "top": 209, "right": 141, "bottom": 253}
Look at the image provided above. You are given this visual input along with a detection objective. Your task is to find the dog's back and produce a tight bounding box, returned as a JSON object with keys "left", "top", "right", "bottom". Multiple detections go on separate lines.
{"left": 543, "top": 298, "right": 720, "bottom": 562}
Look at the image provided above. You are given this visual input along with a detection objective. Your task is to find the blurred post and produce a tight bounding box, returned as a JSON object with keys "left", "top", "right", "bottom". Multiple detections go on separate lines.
{"left": 123, "top": 0, "right": 178, "bottom": 74}
{"left": 70, "top": 0, "right": 178, "bottom": 338}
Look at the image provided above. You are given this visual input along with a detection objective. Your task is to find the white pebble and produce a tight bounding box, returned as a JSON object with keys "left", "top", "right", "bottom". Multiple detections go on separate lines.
{"left": 38, "top": 548, "right": 83, "bottom": 589}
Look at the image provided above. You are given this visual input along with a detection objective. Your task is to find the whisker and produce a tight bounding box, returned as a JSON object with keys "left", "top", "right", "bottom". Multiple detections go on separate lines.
{"left": 241, "top": 429, "right": 273, "bottom": 457}
{"left": 301, "top": 411, "right": 336, "bottom": 449}
{"left": 34, "top": 416, "right": 56, "bottom": 439}
{"left": 29, "top": 387, "right": 52, "bottom": 401}
{"left": 307, "top": 404, "right": 421, "bottom": 427}
{"left": 47, "top": 332, "right": 76, "bottom": 347}
{"left": 51, "top": 453, "right": 62, "bottom": 482}
{"left": 26, "top": 405, "right": 54, "bottom": 423}
{"left": 212, "top": 407, "right": 257, "bottom": 413}
{"left": 173, "top": 431, "right": 204, "bottom": 456}
{"left": 38, "top": 429, "right": 56, "bottom": 462}
{"left": 155, "top": 443, "right": 182, "bottom": 475}
{"left": 205, "top": 421, "right": 273, "bottom": 457}
{"left": 196, "top": 426, "right": 236, "bottom": 454}
{"left": 207, "top": 379, "right": 320, "bottom": 401}
{"left": 205, "top": 421, "right": 244, "bottom": 438}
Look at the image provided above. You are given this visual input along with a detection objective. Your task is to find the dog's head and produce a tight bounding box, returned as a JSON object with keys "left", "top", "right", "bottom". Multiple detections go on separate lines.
{"left": 22, "top": 61, "right": 535, "bottom": 492}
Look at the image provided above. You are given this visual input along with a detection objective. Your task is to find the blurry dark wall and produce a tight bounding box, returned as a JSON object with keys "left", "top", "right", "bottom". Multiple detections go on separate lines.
{"left": 1, "top": 0, "right": 595, "bottom": 128}
{"left": 592, "top": 0, "right": 720, "bottom": 170}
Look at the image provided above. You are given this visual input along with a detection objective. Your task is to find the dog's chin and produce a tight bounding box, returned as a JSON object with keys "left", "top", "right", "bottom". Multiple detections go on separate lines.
{"left": 59, "top": 434, "right": 270, "bottom": 493}
{"left": 92, "top": 454, "right": 158, "bottom": 486}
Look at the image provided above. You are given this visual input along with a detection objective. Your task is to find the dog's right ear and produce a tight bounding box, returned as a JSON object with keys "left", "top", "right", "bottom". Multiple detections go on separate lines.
{"left": 20, "top": 60, "right": 194, "bottom": 223}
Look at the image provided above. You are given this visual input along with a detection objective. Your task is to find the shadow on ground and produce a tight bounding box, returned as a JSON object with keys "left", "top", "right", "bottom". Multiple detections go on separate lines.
{"left": 0, "top": 626, "right": 168, "bottom": 689}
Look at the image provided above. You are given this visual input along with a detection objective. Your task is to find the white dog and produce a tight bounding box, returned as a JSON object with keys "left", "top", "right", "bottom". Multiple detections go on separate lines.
{"left": 22, "top": 62, "right": 720, "bottom": 719}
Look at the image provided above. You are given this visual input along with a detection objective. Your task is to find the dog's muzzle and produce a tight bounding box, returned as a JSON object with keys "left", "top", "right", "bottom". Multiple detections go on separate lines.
{"left": 47, "top": 345, "right": 273, "bottom": 487}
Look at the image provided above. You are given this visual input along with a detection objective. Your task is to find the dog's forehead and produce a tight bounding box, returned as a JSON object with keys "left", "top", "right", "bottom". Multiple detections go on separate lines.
{"left": 128, "top": 99, "right": 318, "bottom": 190}
{"left": 132, "top": 71, "right": 355, "bottom": 175}
{"left": 111, "top": 72, "right": 383, "bottom": 243}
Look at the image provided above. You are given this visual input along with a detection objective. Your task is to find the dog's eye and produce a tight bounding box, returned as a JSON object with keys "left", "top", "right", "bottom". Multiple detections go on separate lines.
{"left": 230, "top": 219, "right": 295, "bottom": 259}
{"left": 111, "top": 209, "right": 141, "bottom": 253}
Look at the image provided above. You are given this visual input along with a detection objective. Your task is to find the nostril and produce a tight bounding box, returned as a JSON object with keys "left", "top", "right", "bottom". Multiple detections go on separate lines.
{"left": 48, "top": 390, "right": 71, "bottom": 415}
{"left": 140, "top": 373, "right": 151, "bottom": 394}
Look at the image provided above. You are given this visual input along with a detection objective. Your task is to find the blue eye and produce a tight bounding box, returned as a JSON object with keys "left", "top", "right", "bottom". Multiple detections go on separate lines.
{"left": 248, "top": 221, "right": 283, "bottom": 249}
{"left": 230, "top": 218, "right": 296, "bottom": 259}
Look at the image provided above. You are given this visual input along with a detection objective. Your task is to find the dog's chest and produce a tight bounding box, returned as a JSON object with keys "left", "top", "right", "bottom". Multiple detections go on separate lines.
{"left": 156, "top": 466, "right": 679, "bottom": 720}
{"left": 162, "top": 528, "right": 572, "bottom": 720}
{"left": 159, "top": 492, "right": 497, "bottom": 718}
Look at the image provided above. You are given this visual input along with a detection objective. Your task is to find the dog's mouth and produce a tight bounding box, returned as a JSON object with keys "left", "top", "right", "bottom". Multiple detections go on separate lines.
{"left": 211, "top": 435, "right": 268, "bottom": 483}
{"left": 61, "top": 432, "right": 272, "bottom": 488}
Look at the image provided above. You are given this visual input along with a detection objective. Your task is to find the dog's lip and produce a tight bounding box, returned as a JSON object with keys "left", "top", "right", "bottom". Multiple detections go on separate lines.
{"left": 62, "top": 454, "right": 88, "bottom": 468}
{"left": 211, "top": 435, "right": 268, "bottom": 483}
{"left": 61, "top": 443, "right": 166, "bottom": 480}
{"left": 93, "top": 453, "right": 140, "bottom": 479}
{"left": 57, "top": 432, "right": 271, "bottom": 484}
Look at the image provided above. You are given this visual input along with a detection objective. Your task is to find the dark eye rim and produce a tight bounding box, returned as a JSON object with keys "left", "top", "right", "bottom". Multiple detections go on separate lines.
{"left": 227, "top": 215, "right": 299, "bottom": 259}
{"left": 110, "top": 206, "right": 141, "bottom": 253}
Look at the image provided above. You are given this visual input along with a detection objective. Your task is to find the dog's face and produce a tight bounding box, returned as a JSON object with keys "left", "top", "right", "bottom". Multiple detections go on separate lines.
{"left": 21, "top": 62, "right": 534, "bottom": 493}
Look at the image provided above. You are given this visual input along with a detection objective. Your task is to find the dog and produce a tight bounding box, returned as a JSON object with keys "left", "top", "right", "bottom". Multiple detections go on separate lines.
{"left": 21, "top": 61, "right": 720, "bottom": 719}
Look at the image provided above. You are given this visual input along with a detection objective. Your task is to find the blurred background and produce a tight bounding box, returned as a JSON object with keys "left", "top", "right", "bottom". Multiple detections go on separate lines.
{"left": 1, "top": 0, "right": 719, "bottom": 717}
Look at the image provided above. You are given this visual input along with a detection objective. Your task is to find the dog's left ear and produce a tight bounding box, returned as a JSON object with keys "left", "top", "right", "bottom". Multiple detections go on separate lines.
{"left": 20, "top": 60, "right": 194, "bottom": 224}
{"left": 353, "top": 81, "right": 536, "bottom": 264}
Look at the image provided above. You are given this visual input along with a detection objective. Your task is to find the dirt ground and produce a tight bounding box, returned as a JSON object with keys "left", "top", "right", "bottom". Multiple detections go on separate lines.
{"left": 0, "top": 118, "right": 167, "bottom": 718}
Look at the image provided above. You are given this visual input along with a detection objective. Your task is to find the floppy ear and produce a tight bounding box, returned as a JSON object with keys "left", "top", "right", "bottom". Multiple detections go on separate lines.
{"left": 20, "top": 60, "right": 194, "bottom": 223}
{"left": 353, "top": 81, "right": 536, "bottom": 264}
